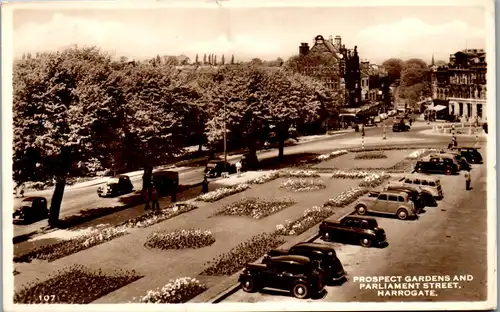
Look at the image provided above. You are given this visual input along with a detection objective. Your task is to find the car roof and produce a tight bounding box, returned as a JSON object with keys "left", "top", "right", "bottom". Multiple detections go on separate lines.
{"left": 293, "top": 242, "right": 335, "bottom": 253}
{"left": 270, "top": 255, "right": 311, "bottom": 264}
{"left": 153, "top": 170, "right": 178, "bottom": 176}
{"left": 405, "top": 174, "right": 439, "bottom": 181}
{"left": 342, "top": 215, "right": 377, "bottom": 222}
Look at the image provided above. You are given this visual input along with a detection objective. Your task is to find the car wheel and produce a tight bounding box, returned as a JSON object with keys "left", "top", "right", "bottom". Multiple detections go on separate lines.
{"left": 397, "top": 208, "right": 409, "bottom": 220}
{"left": 360, "top": 237, "right": 372, "bottom": 247}
{"left": 356, "top": 205, "right": 367, "bottom": 215}
{"left": 292, "top": 283, "right": 309, "bottom": 299}
{"left": 241, "top": 277, "right": 258, "bottom": 293}
{"left": 444, "top": 168, "right": 452, "bottom": 175}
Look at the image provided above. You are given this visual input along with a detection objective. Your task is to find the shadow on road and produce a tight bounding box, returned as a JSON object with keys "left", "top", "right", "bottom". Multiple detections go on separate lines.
{"left": 257, "top": 152, "right": 321, "bottom": 170}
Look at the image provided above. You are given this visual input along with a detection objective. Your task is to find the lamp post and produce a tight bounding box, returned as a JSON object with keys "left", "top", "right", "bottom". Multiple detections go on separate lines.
{"left": 224, "top": 101, "right": 227, "bottom": 167}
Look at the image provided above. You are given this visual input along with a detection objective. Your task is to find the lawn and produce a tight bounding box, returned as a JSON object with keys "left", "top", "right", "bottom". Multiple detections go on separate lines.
{"left": 312, "top": 149, "right": 413, "bottom": 170}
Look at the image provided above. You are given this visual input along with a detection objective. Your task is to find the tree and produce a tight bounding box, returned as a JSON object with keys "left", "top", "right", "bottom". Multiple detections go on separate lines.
{"left": 214, "top": 55, "right": 217, "bottom": 65}
{"left": 208, "top": 54, "right": 212, "bottom": 65}
{"left": 203, "top": 53, "right": 207, "bottom": 65}
{"left": 13, "top": 47, "right": 123, "bottom": 226}
{"left": 249, "top": 58, "right": 263, "bottom": 67}
{"left": 399, "top": 58, "right": 430, "bottom": 107}
{"left": 195, "top": 54, "right": 199, "bottom": 65}
{"left": 382, "top": 58, "right": 404, "bottom": 84}
{"left": 221, "top": 54, "right": 225, "bottom": 65}
{"left": 230, "top": 54, "right": 235, "bottom": 65}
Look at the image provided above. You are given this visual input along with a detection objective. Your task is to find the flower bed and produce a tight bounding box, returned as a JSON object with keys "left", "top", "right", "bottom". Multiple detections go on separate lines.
{"left": 354, "top": 151, "right": 388, "bottom": 160}
{"left": 331, "top": 169, "right": 383, "bottom": 179}
{"left": 279, "top": 169, "right": 321, "bottom": 178}
{"left": 358, "top": 173, "right": 390, "bottom": 188}
{"left": 316, "top": 149, "right": 349, "bottom": 161}
{"left": 13, "top": 265, "right": 141, "bottom": 303}
{"left": 137, "top": 277, "right": 207, "bottom": 303}
{"left": 144, "top": 229, "right": 215, "bottom": 250}
{"left": 14, "top": 225, "right": 129, "bottom": 263}
{"left": 279, "top": 178, "right": 326, "bottom": 192}
{"left": 200, "top": 232, "right": 285, "bottom": 276}
{"left": 196, "top": 183, "right": 250, "bottom": 202}
{"left": 406, "top": 148, "right": 439, "bottom": 159}
{"left": 247, "top": 171, "right": 280, "bottom": 184}
{"left": 324, "top": 187, "right": 368, "bottom": 207}
{"left": 121, "top": 203, "right": 198, "bottom": 228}
{"left": 214, "top": 197, "right": 295, "bottom": 219}
{"left": 275, "top": 206, "right": 335, "bottom": 236}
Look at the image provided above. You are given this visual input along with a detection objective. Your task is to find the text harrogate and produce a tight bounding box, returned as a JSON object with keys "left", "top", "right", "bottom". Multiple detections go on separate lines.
{"left": 378, "top": 290, "right": 438, "bottom": 297}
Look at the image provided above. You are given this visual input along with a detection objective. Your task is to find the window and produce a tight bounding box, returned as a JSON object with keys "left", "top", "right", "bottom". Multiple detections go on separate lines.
{"left": 421, "top": 180, "right": 429, "bottom": 186}
{"left": 361, "top": 221, "right": 369, "bottom": 229}
{"left": 378, "top": 194, "right": 387, "bottom": 200}
{"left": 405, "top": 179, "right": 412, "bottom": 183}
{"left": 398, "top": 196, "right": 405, "bottom": 202}
{"left": 388, "top": 195, "right": 398, "bottom": 202}
{"left": 429, "top": 182, "right": 436, "bottom": 187}
{"left": 414, "top": 179, "right": 421, "bottom": 185}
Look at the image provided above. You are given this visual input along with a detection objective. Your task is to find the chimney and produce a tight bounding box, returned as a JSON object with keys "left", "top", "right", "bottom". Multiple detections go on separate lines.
{"left": 334, "top": 35, "right": 342, "bottom": 49}
{"left": 299, "top": 42, "right": 310, "bottom": 56}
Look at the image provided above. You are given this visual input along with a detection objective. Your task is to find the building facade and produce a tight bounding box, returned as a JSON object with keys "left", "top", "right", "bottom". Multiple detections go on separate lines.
{"left": 430, "top": 49, "right": 487, "bottom": 122}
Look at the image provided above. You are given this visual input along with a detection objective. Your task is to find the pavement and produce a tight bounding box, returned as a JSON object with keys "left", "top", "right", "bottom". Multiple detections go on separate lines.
{"left": 222, "top": 157, "right": 489, "bottom": 303}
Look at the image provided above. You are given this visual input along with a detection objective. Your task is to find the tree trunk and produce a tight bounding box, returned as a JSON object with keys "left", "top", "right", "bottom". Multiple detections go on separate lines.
{"left": 278, "top": 138, "right": 285, "bottom": 161}
{"left": 198, "top": 143, "right": 203, "bottom": 152}
{"left": 48, "top": 177, "right": 66, "bottom": 227}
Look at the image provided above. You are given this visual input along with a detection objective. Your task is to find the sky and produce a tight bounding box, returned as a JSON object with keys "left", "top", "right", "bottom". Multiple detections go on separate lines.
{"left": 10, "top": 4, "right": 487, "bottom": 65}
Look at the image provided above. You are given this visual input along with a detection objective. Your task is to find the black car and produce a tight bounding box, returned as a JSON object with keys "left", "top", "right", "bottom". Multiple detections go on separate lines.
{"left": 239, "top": 255, "right": 325, "bottom": 299}
{"left": 450, "top": 146, "right": 483, "bottom": 164}
{"left": 204, "top": 160, "right": 236, "bottom": 178}
{"left": 434, "top": 151, "right": 471, "bottom": 171}
{"left": 13, "top": 197, "right": 49, "bottom": 223}
{"left": 392, "top": 122, "right": 410, "bottom": 132}
{"left": 263, "top": 242, "right": 346, "bottom": 284}
{"left": 414, "top": 155, "right": 459, "bottom": 175}
{"left": 97, "top": 175, "right": 134, "bottom": 197}
{"left": 319, "top": 216, "right": 386, "bottom": 247}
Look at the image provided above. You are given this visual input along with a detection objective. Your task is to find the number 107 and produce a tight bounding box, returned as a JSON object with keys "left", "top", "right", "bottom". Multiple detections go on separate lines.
{"left": 39, "top": 295, "right": 56, "bottom": 302}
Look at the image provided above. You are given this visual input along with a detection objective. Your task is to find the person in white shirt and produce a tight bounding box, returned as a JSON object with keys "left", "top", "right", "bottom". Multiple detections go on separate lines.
{"left": 236, "top": 160, "right": 242, "bottom": 177}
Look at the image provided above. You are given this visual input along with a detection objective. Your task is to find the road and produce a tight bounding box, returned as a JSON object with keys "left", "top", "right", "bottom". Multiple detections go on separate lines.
{"left": 13, "top": 119, "right": 483, "bottom": 236}
{"left": 224, "top": 156, "right": 488, "bottom": 302}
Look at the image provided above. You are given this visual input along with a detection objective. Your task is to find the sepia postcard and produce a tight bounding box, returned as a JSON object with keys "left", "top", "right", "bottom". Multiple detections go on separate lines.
{"left": 2, "top": 0, "right": 496, "bottom": 311}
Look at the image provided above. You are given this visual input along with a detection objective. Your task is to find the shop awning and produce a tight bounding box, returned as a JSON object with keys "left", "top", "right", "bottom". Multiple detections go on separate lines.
{"left": 428, "top": 105, "right": 447, "bottom": 111}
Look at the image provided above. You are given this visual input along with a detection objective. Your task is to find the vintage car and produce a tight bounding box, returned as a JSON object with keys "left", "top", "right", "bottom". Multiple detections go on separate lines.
{"left": 204, "top": 160, "right": 236, "bottom": 178}
{"left": 435, "top": 151, "right": 471, "bottom": 171}
{"left": 450, "top": 146, "right": 483, "bottom": 164}
{"left": 263, "top": 242, "right": 346, "bottom": 284}
{"left": 319, "top": 216, "right": 386, "bottom": 248}
{"left": 355, "top": 190, "right": 418, "bottom": 220}
{"left": 392, "top": 122, "right": 410, "bottom": 132}
{"left": 152, "top": 170, "right": 179, "bottom": 197}
{"left": 395, "top": 174, "right": 443, "bottom": 200}
{"left": 384, "top": 180, "right": 437, "bottom": 207}
{"left": 239, "top": 255, "right": 325, "bottom": 299}
{"left": 13, "top": 196, "right": 49, "bottom": 223}
{"left": 97, "top": 175, "right": 134, "bottom": 197}
{"left": 414, "top": 155, "right": 459, "bottom": 175}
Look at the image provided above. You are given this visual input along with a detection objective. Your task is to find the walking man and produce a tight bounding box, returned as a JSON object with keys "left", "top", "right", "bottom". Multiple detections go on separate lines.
{"left": 465, "top": 169, "right": 472, "bottom": 191}
{"left": 201, "top": 176, "right": 209, "bottom": 194}
{"left": 151, "top": 184, "right": 160, "bottom": 211}
{"left": 409, "top": 117, "right": 413, "bottom": 127}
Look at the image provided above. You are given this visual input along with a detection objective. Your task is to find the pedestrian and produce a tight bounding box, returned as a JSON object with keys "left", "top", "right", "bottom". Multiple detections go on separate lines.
{"left": 144, "top": 186, "right": 151, "bottom": 211}
{"left": 201, "top": 176, "right": 209, "bottom": 194}
{"left": 409, "top": 117, "right": 413, "bottom": 126}
{"left": 448, "top": 142, "right": 453, "bottom": 149}
{"left": 236, "top": 160, "right": 242, "bottom": 177}
{"left": 465, "top": 169, "right": 472, "bottom": 190}
{"left": 453, "top": 137, "right": 458, "bottom": 147}
{"left": 151, "top": 184, "right": 160, "bottom": 211}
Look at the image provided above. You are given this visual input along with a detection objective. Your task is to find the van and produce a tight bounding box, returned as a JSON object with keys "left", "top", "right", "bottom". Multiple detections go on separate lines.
{"left": 396, "top": 174, "right": 443, "bottom": 200}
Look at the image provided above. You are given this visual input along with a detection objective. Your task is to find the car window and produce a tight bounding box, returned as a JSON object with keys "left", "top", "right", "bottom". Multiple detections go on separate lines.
{"left": 398, "top": 196, "right": 405, "bottom": 202}
{"left": 430, "top": 158, "right": 439, "bottom": 163}
{"left": 378, "top": 194, "right": 388, "bottom": 200}
{"left": 361, "top": 221, "right": 369, "bottom": 229}
{"left": 429, "top": 181, "right": 436, "bottom": 187}
{"left": 421, "top": 180, "right": 429, "bottom": 186}
{"left": 414, "top": 179, "right": 421, "bottom": 185}
{"left": 405, "top": 178, "right": 412, "bottom": 183}
{"left": 388, "top": 195, "right": 398, "bottom": 202}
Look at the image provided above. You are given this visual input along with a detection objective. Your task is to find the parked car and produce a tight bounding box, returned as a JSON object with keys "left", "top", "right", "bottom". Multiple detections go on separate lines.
{"left": 239, "top": 255, "right": 325, "bottom": 299}
{"left": 450, "top": 146, "right": 483, "bottom": 164}
{"left": 434, "top": 151, "right": 471, "bottom": 171}
{"left": 241, "top": 153, "right": 259, "bottom": 171}
{"left": 97, "top": 175, "right": 134, "bottom": 197}
{"left": 152, "top": 170, "right": 179, "bottom": 196}
{"left": 319, "top": 216, "right": 386, "bottom": 247}
{"left": 204, "top": 160, "right": 236, "bottom": 178}
{"left": 414, "top": 155, "right": 459, "bottom": 175}
{"left": 383, "top": 183, "right": 427, "bottom": 209}
{"left": 354, "top": 190, "right": 418, "bottom": 220}
{"left": 263, "top": 242, "right": 346, "bottom": 284}
{"left": 13, "top": 197, "right": 49, "bottom": 223}
{"left": 392, "top": 122, "right": 410, "bottom": 132}
{"left": 395, "top": 174, "right": 443, "bottom": 200}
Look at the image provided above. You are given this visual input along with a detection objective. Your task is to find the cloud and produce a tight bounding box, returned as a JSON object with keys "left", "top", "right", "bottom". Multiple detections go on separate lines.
{"left": 355, "top": 18, "right": 485, "bottom": 63}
